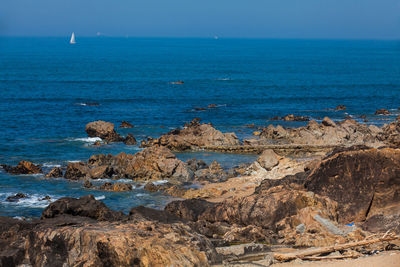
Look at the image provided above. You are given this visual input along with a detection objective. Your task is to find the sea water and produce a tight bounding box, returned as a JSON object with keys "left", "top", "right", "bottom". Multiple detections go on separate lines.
{"left": 0, "top": 37, "right": 399, "bottom": 217}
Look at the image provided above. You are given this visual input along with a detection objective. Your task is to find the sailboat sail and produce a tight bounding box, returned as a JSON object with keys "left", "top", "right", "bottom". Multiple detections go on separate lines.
{"left": 70, "top": 32, "right": 76, "bottom": 44}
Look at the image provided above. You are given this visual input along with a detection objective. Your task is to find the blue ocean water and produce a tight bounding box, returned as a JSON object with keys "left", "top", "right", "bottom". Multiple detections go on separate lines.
{"left": 1, "top": 37, "right": 400, "bottom": 217}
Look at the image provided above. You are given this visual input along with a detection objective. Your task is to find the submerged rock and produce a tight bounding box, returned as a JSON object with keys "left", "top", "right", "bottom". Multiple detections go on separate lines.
{"left": 85, "top": 120, "right": 123, "bottom": 142}
{"left": 141, "top": 119, "right": 241, "bottom": 151}
{"left": 6, "top": 193, "right": 28, "bottom": 202}
{"left": 375, "top": 108, "right": 390, "bottom": 115}
{"left": 119, "top": 121, "right": 134, "bottom": 128}
{"left": 335, "top": 105, "right": 346, "bottom": 110}
{"left": 1, "top": 161, "right": 42, "bottom": 175}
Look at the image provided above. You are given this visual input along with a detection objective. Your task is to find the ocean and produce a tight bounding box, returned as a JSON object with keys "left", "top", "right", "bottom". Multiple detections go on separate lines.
{"left": 1, "top": 37, "right": 399, "bottom": 217}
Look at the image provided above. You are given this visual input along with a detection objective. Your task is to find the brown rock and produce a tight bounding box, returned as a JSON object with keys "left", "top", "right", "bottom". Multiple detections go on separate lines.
{"left": 141, "top": 119, "right": 241, "bottom": 151}
{"left": 99, "top": 182, "right": 132, "bottom": 192}
{"left": 119, "top": 121, "right": 134, "bottom": 128}
{"left": 45, "top": 167, "right": 63, "bottom": 178}
{"left": 89, "top": 165, "right": 112, "bottom": 179}
{"left": 64, "top": 162, "right": 90, "bottom": 180}
{"left": 85, "top": 120, "right": 123, "bottom": 142}
{"left": 1, "top": 161, "right": 42, "bottom": 175}
{"left": 256, "top": 149, "right": 279, "bottom": 171}
{"left": 6, "top": 193, "right": 28, "bottom": 202}
{"left": 321, "top": 117, "right": 336, "bottom": 127}
{"left": 123, "top": 133, "right": 137, "bottom": 145}
{"left": 335, "top": 105, "right": 346, "bottom": 110}
{"left": 305, "top": 147, "right": 400, "bottom": 224}
{"left": 375, "top": 108, "right": 391, "bottom": 115}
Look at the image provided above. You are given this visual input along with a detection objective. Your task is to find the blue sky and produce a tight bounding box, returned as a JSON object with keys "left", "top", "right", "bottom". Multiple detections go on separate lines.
{"left": 1, "top": 0, "right": 400, "bottom": 39}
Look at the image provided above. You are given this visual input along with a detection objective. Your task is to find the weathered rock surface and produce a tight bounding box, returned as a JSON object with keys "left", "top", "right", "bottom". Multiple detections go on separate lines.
{"left": 68, "top": 146, "right": 193, "bottom": 184}
{"left": 141, "top": 119, "right": 241, "bottom": 151}
{"left": 45, "top": 167, "right": 63, "bottom": 178}
{"left": 98, "top": 182, "right": 132, "bottom": 192}
{"left": 0, "top": 196, "right": 218, "bottom": 266}
{"left": 378, "top": 119, "right": 400, "bottom": 146}
{"left": 259, "top": 118, "right": 383, "bottom": 147}
{"left": 256, "top": 149, "right": 279, "bottom": 170}
{"left": 304, "top": 147, "right": 400, "bottom": 224}
{"left": 1, "top": 161, "right": 42, "bottom": 175}
{"left": 85, "top": 120, "right": 123, "bottom": 142}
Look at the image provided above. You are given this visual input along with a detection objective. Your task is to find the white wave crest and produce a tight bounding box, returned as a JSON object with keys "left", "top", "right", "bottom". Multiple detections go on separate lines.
{"left": 1, "top": 193, "right": 57, "bottom": 209}
{"left": 68, "top": 137, "right": 102, "bottom": 143}
{"left": 95, "top": 195, "right": 106, "bottom": 200}
{"left": 152, "top": 180, "right": 169, "bottom": 185}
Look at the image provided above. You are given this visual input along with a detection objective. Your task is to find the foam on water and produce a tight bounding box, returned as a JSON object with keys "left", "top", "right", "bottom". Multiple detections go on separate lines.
{"left": 152, "top": 180, "right": 169, "bottom": 185}
{"left": 0, "top": 193, "right": 58, "bottom": 209}
{"left": 95, "top": 195, "right": 106, "bottom": 200}
{"left": 68, "top": 137, "right": 102, "bottom": 143}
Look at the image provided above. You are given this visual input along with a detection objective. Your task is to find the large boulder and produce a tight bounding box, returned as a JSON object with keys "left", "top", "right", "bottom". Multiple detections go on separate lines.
{"left": 41, "top": 195, "right": 124, "bottom": 221}
{"left": 64, "top": 162, "right": 90, "bottom": 180}
{"left": 141, "top": 119, "right": 241, "bottom": 151}
{"left": 45, "top": 167, "right": 63, "bottom": 178}
{"left": 1, "top": 161, "right": 42, "bottom": 175}
{"left": 85, "top": 120, "right": 123, "bottom": 142}
{"left": 304, "top": 147, "right": 400, "bottom": 224}
{"left": 256, "top": 149, "right": 279, "bottom": 170}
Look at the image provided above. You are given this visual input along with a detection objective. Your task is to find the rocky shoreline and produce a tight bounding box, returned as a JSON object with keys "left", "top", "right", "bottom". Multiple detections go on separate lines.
{"left": 1, "top": 117, "right": 400, "bottom": 266}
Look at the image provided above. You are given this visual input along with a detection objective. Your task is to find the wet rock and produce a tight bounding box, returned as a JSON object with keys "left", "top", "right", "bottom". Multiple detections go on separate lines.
{"left": 40, "top": 196, "right": 51, "bottom": 201}
{"left": 375, "top": 108, "right": 390, "bottom": 115}
{"left": 83, "top": 180, "right": 93, "bottom": 188}
{"left": 194, "top": 107, "right": 207, "bottom": 111}
{"left": 6, "top": 193, "right": 27, "bottom": 202}
{"left": 187, "top": 158, "right": 208, "bottom": 172}
{"left": 85, "top": 120, "right": 123, "bottom": 142}
{"left": 89, "top": 165, "right": 113, "bottom": 179}
{"left": 335, "top": 105, "right": 346, "bottom": 110}
{"left": 207, "top": 104, "right": 217, "bottom": 108}
{"left": 41, "top": 195, "right": 125, "bottom": 221}
{"left": 119, "top": 121, "right": 134, "bottom": 128}
{"left": 93, "top": 140, "right": 102, "bottom": 146}
{"left": 64, "top": 162, "right": 90, "bottom": 180}
{"left": 99, "top": 182, "right": 132, "bottom": 192}
{"left": 1, "top": 161, "right": 42, "bottom": 175}
{"left": 141, "top": 119, "right": 241, "bottom": 151}
{"left": 256, "top": 149, "right": 279, "bottom": 171}
{"left": 123, "top": 133, "right": 137, "bottom": 145}
{"left": 45, "top": 167, "right": 63, "bottom": 178}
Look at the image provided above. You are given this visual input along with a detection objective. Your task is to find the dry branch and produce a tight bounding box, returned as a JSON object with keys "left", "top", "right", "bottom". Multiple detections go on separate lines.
{"left": 274, "top": 235, "right": 399, "bottom": 261}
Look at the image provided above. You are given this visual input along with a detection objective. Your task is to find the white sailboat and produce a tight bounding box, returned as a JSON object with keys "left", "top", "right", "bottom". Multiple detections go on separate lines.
{"left": 70, "top": 32, "right": 76, "bottom": 44}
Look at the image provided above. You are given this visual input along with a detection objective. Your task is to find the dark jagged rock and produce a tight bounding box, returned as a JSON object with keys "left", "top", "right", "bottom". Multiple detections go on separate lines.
{"left": 45, "top": 167, "right": 63, "bottom": 178}
{"left": 194, "top": 161, "right": 227, "bottom": 182}
{"left": 85, "top": 120, "right": 123, "bottom": 142}
{"left": 187, "top": 158, "right": 208, "bottom": 172}
{"left": 270, "top": 115, "right": 309, "bottom": 122}
{"left": 165, "top": 198, "right": 217, "bottom": 221}
{"left": 6, "top": 193, "right": 27, "bottom": 202}
{"left": 129, "top": 206, "right": 183, "bottom": 223}
{"left": 378, "top": 119, "right": 400, "bottom": 146}
{"left": 119, "top": 121, "right": 134, "bottom": 128}
{"left": 141, "top": 119, "right": 241, "bottom": 151}
{"left": 304, "top": 147, "right": 400, "bottom": 223}
{"left": 123, "top": 133, "right": 137, "bottom": 145}
{"left": 64, "top": 162, "right": 90, "bottom": 180}
{"left": 41, "top": 195, "right": 125, "bottom": 221}
{"left": 1, "top": 161, "right": 42, "bottom": 175}
{"left": 375, "top": 108, "right": 390, "bottom": 115}
{"left": 83, "top": 180, "right": 93, "bottom": 188}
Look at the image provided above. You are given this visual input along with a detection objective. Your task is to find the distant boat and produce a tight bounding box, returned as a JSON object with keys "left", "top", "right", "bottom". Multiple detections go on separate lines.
{"left": 70, "top": 32, "right": 76, "bottom": 44}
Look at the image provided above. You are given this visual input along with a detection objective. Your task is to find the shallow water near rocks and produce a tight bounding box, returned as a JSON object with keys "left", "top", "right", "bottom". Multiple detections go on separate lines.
{"left": 1, "top": 37, "right": 400, "bottom": 217}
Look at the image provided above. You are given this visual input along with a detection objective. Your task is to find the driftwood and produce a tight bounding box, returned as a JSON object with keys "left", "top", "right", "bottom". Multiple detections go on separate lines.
{"left": 274, "top": 235, "right": 399, "bottom": 261}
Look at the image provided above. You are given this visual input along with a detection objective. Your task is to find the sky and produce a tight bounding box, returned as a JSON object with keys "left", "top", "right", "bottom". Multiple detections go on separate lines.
{"left": 1, "top": 0, "right": 400, "bottom": 39}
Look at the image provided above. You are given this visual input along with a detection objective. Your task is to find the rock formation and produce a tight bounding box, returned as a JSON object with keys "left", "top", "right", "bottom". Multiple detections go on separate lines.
{"left": 141, "top": 119, "right": 241, "bottom": 151}
{"left": 0, "top": 196, "right": 218, "bottom": 266}
{"left": 1, "top": 160, "right": 42, "bottom": 175}
{"left": 64, "top": 146, "right": 193, "bottom": 184}
{"left": 85, "top": 120, "right": 123, "bottom": 142}
{"left": 258, "top": 117, "right": 383, "bottom": 147}
{"left": 45, "top": 167, "right": 63, "bottom": 178}
{"left": 119, "top": 121, "right": 134, "bottom": 128}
